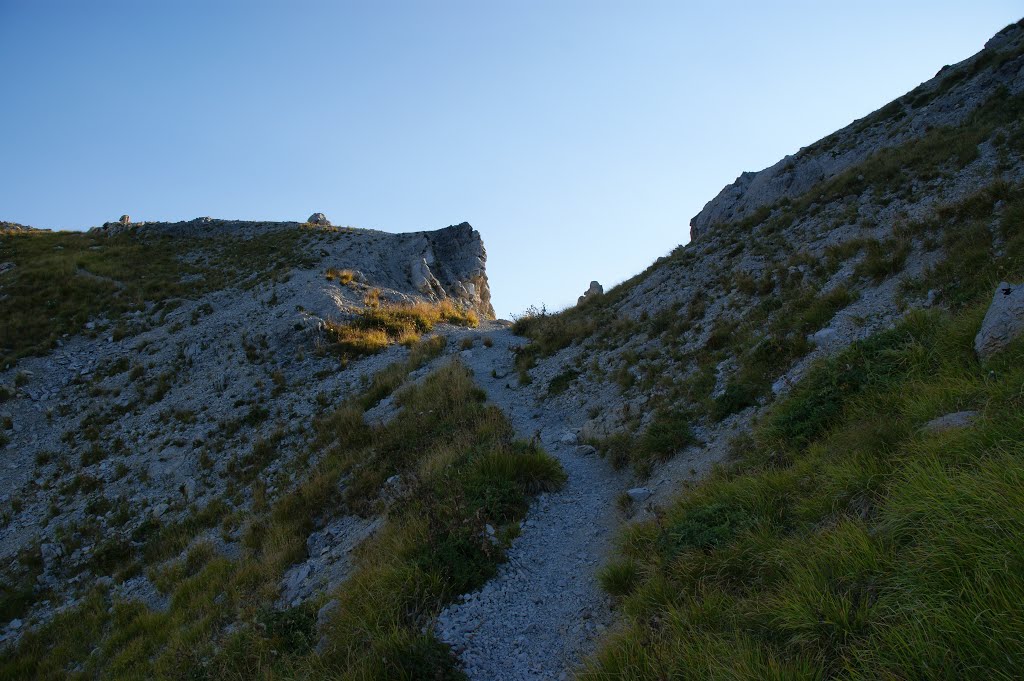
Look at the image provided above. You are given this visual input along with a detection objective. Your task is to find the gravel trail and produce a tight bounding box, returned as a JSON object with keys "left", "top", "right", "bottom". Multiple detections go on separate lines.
{"left": 437, "top": 325, "right": 629, "bottom": 680}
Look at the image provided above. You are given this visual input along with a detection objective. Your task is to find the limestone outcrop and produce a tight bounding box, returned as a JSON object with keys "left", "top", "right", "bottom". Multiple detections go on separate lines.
{"left": 577, "top": 281, "right": 603, "bottom": 305}
{"left": 975, "top": 282, "right": 1024, "bottom": 360}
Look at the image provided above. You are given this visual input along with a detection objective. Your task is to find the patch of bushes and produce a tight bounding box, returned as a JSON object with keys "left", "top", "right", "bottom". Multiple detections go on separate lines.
{"left": 707, "top": 286, "right": 857, "bottom": 422}
{"left": 355, "top": 335, "right": 448, "bottom": 411}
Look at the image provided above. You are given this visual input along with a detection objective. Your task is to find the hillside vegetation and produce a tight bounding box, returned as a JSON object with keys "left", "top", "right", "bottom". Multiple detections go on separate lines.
{"left": 0, "top": 228, "right": 317, "bottom": 368}
{"left": 585, "top": 306, "right": 1024, "bottom": 679}
{"left": 1, "top": 359, "right": 563, "bottom": 680}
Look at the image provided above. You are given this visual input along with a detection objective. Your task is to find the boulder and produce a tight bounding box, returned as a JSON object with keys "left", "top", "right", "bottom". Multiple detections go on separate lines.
{"left": 40, "top": 542, "right": 63, "bottom": 570}
{"left": 577, "top": 281, "right": 603, "bottom": 306}
{"left": 119, "top": 214, "right": 130, "bottom": 225}
{"left": 809, "top": 327, "right": 839, "bottom": 346}
{"left": 974, "top": 282, "right": 1024, "bottom": 360}
{"left": 307, "top": 213, "right": 331, "bottom": 226}
{"left": 626, "top": 487, "right": 652, "bottom": 503}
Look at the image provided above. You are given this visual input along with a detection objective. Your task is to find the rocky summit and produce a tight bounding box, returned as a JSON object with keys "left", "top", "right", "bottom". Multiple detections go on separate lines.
{"left": 3, "top": 18, "right": 1024, "bottom": 681}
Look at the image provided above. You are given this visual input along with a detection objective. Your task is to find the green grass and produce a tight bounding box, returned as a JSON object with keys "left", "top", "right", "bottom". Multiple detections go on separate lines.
{"left": 707, "top": 285, "right": 858, "bottom": 422}
{"left": 1, "top": 360, "right": 563, "bottom": 680}
{"left": 588, "top": 409, "right": 697, "bottom": 477}
{"left": 355, "top": 335, "right": 449, "bottom": 410}
{"left": 547, "top": 368, "right": 581, "bottom": 396}
{"left": 0, "top": 227, "right": 313, "bottom": 367}
{"left": 581, "top": 307, "right": 1024, "bottom": 680}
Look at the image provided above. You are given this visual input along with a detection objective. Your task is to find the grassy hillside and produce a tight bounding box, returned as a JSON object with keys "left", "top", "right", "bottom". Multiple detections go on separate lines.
{"left": 0, "top": 228, "right": 314, "bottom": 368}
{"left": 582, "top": 303, "right": 1024, "bottom": 679}
{"left": 1, "top": 358, "right": 563, "bottom": 680}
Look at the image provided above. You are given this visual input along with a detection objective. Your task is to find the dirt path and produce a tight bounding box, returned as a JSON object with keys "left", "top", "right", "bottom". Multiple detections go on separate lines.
{"left": 436, "top": 325, "right": 629, "bottom": 680}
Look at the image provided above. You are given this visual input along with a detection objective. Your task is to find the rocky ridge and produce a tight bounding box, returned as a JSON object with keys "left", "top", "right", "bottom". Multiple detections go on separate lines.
{"left": 690, "top": 19, "right": 1024, "bottom": 240}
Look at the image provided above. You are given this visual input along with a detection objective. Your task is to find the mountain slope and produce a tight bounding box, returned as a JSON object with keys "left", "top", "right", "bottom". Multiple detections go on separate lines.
{"left": 2, "top": 18, "right": 1024, "bottom": 681}
{"left": 507, "top": 18, "right": 1024, "bottom": 681}
{"left": 0, "top": 219, "right": 495, "bottom": 653}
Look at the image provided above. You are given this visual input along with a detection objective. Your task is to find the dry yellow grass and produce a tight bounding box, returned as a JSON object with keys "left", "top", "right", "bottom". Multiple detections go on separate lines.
{"left": 322, "top": 324, "right": 389, "bottom": 357}
{"left": 325, "top": 299, "right": 478, "bottom": 359}
{"left": 324, "top": 268, "right": 355, "bottom": 285}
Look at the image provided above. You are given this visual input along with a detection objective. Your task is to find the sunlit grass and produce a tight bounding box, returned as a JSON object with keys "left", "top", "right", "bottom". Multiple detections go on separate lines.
{"left": 324, "top": 300, "right": 479, "bottom": 359}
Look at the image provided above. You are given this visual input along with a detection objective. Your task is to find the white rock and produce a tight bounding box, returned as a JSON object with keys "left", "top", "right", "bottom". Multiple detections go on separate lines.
{"left": 809, "top": 327, "right": 838, "bottom": 345}
{"left": 40, "top": 542, "right": 63, "bottom": 569}
{"left": 922, "top": 411, "right": 980, "bottom": 434}
{"left": 626, "top": 487, "right": 652, "bottom": 503}
{"left": 975, "top": 282, "right": 1024, "bottom": 360}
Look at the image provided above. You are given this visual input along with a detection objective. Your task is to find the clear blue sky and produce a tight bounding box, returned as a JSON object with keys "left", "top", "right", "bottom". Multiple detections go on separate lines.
{"left": 2, "top": 1, "right": 1020, "bottom": 317}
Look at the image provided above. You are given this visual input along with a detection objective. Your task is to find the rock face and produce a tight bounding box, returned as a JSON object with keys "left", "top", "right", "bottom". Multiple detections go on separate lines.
{"left": 689, "top": 20, "right": 1024, "bottom": 241}
{"left": 307, "top": 213, "right": 331, "bottom": 226}
{"left": 577, "top": 281, "right": 603, "bottom": 305}
{"left": 418, "top": 222, "right": 495, "bottom": 318}
{"left": 975, "top": 282, "right": 1024, "bottom": 360}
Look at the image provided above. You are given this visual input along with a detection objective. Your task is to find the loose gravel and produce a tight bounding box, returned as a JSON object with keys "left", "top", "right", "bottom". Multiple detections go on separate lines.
{"left": 436, "top": 326, "right": 629, "bottom": 680}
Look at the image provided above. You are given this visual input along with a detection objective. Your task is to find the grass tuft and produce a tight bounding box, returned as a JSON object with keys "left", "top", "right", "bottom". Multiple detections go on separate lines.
{"left": 325, "top": 300, "right": 478, "bottom": 360}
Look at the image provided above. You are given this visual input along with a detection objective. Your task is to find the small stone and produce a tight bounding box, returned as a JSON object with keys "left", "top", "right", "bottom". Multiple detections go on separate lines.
{"left": 922, "top": 411, "right": 980, "bottom": 434}
{"left": 626, "top": 487, "right": 652, "bottom": 503}
{"left": 809, "top": 327, "right": 838, "bottom": 345}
